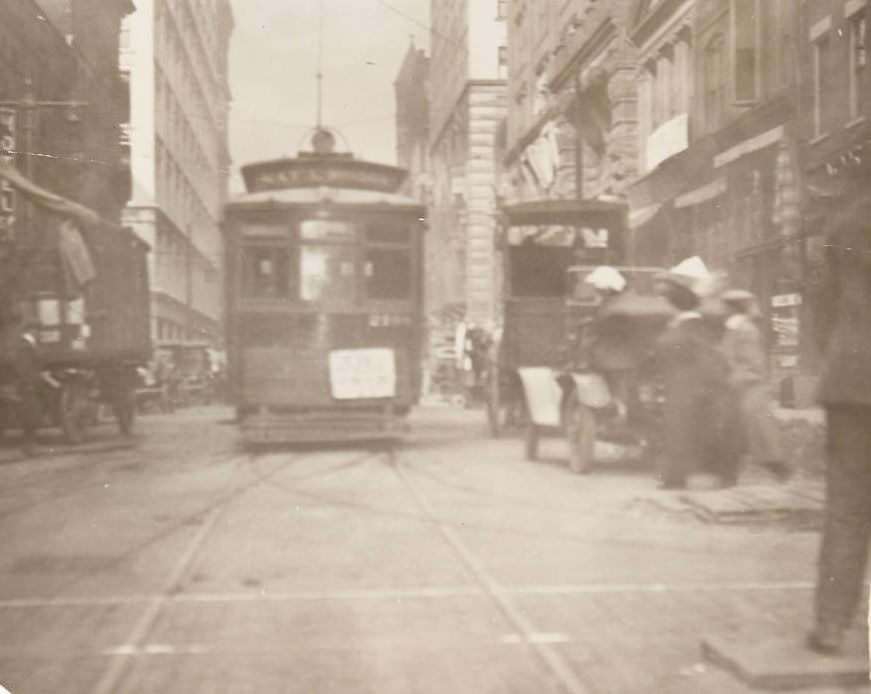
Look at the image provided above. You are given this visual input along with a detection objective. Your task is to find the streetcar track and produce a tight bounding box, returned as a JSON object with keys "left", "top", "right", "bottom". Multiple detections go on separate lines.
{"left": 386, "top": 450, "right": 593, "bottom": 694}
{"left": 85, "top": 446, "right": 377, "bottom": 694}
{"left": 0, "top": 448, "right": 148, "bottom": 522}
{"left": 243, "top": 453, "right": 764, "bottom": 558}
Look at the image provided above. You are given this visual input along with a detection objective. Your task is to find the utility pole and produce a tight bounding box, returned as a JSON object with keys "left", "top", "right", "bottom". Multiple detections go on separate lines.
{"left": 185, "top": 223, "right": 194, "bottom": 341}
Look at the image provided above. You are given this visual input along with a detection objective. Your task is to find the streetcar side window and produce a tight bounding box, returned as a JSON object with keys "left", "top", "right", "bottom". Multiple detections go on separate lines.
{"left": 241, "top": 246, "right": 293, "bottom": 298}
{"left": 365, "top": 248, "right": 411, "bottom": 299}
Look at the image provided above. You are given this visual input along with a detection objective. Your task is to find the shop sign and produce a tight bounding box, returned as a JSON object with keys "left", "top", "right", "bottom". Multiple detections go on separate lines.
{"left": 0, "top": 108, "right": 16, "bottom": 243}
{"left": 246, "top": 161, "right": 404, "bottom": 194}
{"left": 329, "top": 347, "right": 396, "bottom": 399}
{"left": 771, "top": 293, "right": 802, "bottom": 357}
{"left": 771, "top": 293, "right": 802, "bottom": 308}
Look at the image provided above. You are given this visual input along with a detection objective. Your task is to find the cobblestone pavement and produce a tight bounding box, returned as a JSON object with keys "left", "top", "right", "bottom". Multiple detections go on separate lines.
{"left": 0, "top": 405, "right": 865, "bottom": 693}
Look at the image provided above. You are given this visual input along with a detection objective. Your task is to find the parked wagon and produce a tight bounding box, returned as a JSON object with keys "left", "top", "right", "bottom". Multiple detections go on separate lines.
{"left": 485, "top": 198, "right": 627, "bottom": 436}
{"left": 0, "top": 163, "right": 151, "bottom": 444}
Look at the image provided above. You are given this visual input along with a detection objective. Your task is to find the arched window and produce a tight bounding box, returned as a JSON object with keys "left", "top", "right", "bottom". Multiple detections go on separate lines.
{"left": 732, "top": 0, "right": 760, "bottom": 101}
{"left": 704, "top": 35, "right": 726, "bottom": 132}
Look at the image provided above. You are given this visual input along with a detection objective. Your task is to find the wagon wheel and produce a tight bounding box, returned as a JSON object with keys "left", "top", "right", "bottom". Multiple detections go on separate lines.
{"left": 485, "top": 359, "right": 502, "bottom": 437}
{"left": 60, "top": 381, "right": 91, "bottom": 445}
{"left": 565, "top": 398, "right": 596, "bottom": 474}
{"left": 114, "top": 381, "right": 137, "bottom": 436}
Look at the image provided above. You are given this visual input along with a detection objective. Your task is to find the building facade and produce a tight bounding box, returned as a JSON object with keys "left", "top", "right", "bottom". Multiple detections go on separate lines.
{"left": 501, "top": 1, "right": 640, "bottom": 206}
{"left": 121, "top": 0, "right": 233, "bottom": 346}
{"left": 0, "top": 0, "right": 133, "bottom": 239}
{"left": 799, "top": 0, "right": 870, "bottom": 382}
{"left": 394, "top": 37, "right": 430, "bottom": 202}
{"left": 628, "top": 1, "right": 808, "bottom": 393}
{"left": 428, "top": 0, "right": 507, "bottom": 329}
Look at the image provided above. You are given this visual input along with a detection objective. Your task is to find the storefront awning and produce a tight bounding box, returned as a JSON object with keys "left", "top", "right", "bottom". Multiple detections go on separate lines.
{"left": 499, "top": 198, "right": 625, "bottom": 227}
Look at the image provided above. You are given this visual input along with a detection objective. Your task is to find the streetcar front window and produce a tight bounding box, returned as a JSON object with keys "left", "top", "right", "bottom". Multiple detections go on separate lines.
{"left": 365, "top": 248, "right": 411, "bottom": 299}
{"left": 241, "top": 247, "right": 292, "bottom": 298}
{"left": 300, "top": 245, "right": 356, "bottom": 302}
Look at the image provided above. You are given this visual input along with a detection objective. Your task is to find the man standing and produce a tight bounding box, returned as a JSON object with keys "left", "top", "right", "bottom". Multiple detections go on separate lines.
{"left": 808, "top": 197, "right": 871, "bottom": 654}
{"left": 720, "top": 289, "right": 789, "bottom": 482}
{"left": 653, "top": 257, "right": 740, "bottom": 488}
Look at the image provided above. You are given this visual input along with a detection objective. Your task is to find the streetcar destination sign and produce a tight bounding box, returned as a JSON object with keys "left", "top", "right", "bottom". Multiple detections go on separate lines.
{"left": 242, "top": 157, "right": 406, "bottom": 194}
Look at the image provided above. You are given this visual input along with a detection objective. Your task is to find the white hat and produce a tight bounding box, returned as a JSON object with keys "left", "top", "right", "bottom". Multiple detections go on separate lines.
{"left": 668, "top": 256, "right": 711, "bottom": 282}
{"left": 585, "top": 266, "right": 626, "bottom": 293}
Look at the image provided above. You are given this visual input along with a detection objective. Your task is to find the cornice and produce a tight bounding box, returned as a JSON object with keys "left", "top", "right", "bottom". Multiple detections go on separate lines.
{"left": 631, "top": 0, "right": 692, "bottom": 48}
{"left": 547, "top": 2, "right": 616, "bottom": 91}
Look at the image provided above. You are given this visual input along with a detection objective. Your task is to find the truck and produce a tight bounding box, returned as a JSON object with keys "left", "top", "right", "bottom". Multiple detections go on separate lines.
{"left": 0, "top": 160, "right": 151, "bottom": 443}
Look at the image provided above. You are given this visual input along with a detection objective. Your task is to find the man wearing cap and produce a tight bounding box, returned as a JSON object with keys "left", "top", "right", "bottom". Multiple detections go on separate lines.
{"left": 653, "top": 257, "right": 740, "bottom": 488}
{"left": 720, "top": 289, "right": 788, "bottom": 482}
{"left": 807, "top": 197, "right": 871, "bottom": 654}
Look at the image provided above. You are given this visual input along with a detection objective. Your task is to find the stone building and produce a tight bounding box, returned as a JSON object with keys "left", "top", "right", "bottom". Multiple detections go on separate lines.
{"left": 428, "top": 0, "right": 507, "bottom": 329}
{"left": 121, "top": 0, "right": 233, "bottom": 346}
{"left": 394, "top": 37, "right": 430, "bottom": 204}
{"left": 628, "top": 0, "right": 806, "bottom": 392}
{"left": 501, "top": 1, "right": 640, "bottom": 205}
{"left": 0, "top": 0, "right": 133, "bottom": 239}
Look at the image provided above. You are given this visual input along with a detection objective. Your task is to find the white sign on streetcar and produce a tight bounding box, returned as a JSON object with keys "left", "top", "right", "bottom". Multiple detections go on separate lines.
{"left": 329, "top": 348, "right": 397, "bottom": 400}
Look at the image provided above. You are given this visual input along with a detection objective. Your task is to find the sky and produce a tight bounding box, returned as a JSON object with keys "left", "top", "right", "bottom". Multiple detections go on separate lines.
{"left": 228, "top": 0, "right": 430, "bottom": 191}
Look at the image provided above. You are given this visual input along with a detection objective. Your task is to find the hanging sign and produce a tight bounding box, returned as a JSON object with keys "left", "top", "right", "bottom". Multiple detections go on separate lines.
{"left": 0, "top": 108, "right": 16, "bottom": 244}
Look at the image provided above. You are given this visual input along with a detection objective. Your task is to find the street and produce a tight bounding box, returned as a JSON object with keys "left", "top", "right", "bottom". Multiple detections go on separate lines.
{"left": 0, "top": 406, "right": 864, "bottom": 694}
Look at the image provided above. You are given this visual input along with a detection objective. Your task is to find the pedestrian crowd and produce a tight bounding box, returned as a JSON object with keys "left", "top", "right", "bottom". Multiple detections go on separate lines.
{"left": 584, "top": 256, "right": 788, "bottom": 491}
{"left": 586, "top": 191, "right": 870, "bottom": 656}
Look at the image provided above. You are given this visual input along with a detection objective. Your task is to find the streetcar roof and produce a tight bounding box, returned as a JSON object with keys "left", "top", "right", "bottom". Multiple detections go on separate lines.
{"left": 227, "top": 185, "right": 425, "bottom": 212}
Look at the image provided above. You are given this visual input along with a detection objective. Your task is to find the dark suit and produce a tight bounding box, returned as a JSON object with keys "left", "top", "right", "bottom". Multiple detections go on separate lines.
{"left": 14, "top": 334, "right": 40, "bottom": 446}
{"left": 813, "top": 203, "right": 871, "bottom": 633}
{"left": 654, "top": 312, "right": 742, "bottom": 486}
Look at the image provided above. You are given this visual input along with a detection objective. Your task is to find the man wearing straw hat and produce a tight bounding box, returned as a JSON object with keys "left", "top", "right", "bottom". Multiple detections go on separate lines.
{"left": 653, "top": 257, "right": 741, "bottom": 488}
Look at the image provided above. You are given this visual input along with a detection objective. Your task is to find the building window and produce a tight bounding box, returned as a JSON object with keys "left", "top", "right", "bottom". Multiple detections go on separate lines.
{"left": 497, "top": 0, "right": 509, "bottom": 20}
{"left": 498, "top": 45, "right": 508, "bottom": 79}
{"left": 704, "top": 35, "right": 726, "bottom": 132}
{"left": 849, "top": 13, "right": 867, "bottom": 119}
{"left": 812, "top": 34, "right": 832, "bottom": 137}
{"left": 732, "top": 0, "right": 760, "bottom": 101}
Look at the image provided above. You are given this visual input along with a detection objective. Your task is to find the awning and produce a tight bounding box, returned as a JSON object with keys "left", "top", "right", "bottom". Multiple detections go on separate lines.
{"left": 0, "top": 159, "right": 100, "bottom": 226}
{"left": 628, "top": 203, "right": 661, "bottom": 229}
{"left": 499, "top": 198, "right": 626, "bottom": 227}
{"left": 674, "top": 177, "right": 726, "bottom": 209}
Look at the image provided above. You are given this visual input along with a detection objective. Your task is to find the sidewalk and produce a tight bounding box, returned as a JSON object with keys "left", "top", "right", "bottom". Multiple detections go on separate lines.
{"left": 631, "top": 477, "right": 825, "bottom": 528}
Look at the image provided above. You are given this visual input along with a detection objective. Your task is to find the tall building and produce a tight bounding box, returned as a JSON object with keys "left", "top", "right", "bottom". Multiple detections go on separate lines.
{"left": 627, "top": 0, "right": 806, "bottom": 393}
{"left": 798, "top": 0, "right": 869, "bottom": 382}
{"left": 394, "top": 36, "right": 430, "bottom": 203}
{"left": 0, "top": 0, "right": 133, "bottom": 236}
{"left": 500, "top": 1, "right": 639, "bottom": 206}
{"left": 428, "top": 0, "right": 507, "bottom": 329}
{"left": 121, "top": 0, "right": 233, "bottom": 346}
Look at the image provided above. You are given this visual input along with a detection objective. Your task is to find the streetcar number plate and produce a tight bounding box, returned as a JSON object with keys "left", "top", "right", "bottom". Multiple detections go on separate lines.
{"left": 329, "top": 348, "right": 396, "bottom": 399}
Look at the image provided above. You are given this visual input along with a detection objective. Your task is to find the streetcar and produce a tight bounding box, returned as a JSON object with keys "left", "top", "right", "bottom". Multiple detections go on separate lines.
{"left": 222, "top": 128, "right": 426, "bottom": 444}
